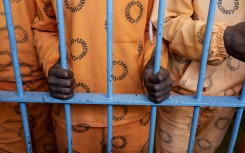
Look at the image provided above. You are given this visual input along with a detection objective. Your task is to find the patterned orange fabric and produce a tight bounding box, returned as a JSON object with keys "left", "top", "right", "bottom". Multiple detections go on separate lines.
{"left": 53, "top": 112, "right": 150, "bottom": 152}
{"left": 151, "top": 0, "right": 245, "bottom": 152}
{"left": 0, "top": 1, "right": 46, "bottom": 82}
{"left": 0, "top": 1, "right": 57, "bottom": 152}
{"left": 32, "top": 0, "right": 168, "bottom": 127}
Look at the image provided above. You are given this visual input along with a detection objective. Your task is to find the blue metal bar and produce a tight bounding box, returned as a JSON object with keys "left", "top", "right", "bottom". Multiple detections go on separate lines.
{"left": 228, "top": 81, "right": 245, "bottom": 153}
{"left": 148, "top": 0, "right": 166, "bottom": 152}
{"left": 3, "top": 0, "right": 23, "bottom": 95}
{"left": 56, "top": 1, "right": 72, "bottom": 152}
{"left": 64, "top": 104, "right": 72, "bottom": 153}
{"left": 56, "top": 2, "right": 67, "bottom": 69}
{"left": 153, "top": 0, "right": 166, "bottom": 73}
{"left": 241, "top": 82, "right": 245, "bottom": 101}
{"left": 3, "top": 1, "right": 32, "bottom": 152}
{"left": 1, "top": 92, "right": 245, "bottom": 107}
{"left": 149, "top": 106, "right": 157, "bottom": 153}
{"left": 107, "top": 105, "right": 113, "bottom": 153}
{"left": 106, "top": 0, "right": 113, "bottom": 152}
{"left": 188, "top": 0, "right": 217, "bottom": 152}
{"left": 107, "top": 1, "right": 113, "bottom": 99}
{"left": 195, "top": 2, "right": 217, "bottom": 100}
{"left": 187, "top": 106, "right": 200, "bottom": 153}
{"left": 19, "top": 103, "right": 32, "bottom": 152}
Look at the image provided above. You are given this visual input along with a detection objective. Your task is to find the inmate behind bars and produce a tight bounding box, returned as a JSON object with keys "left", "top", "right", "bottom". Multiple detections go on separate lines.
{"left": 151, "top": 0, "right": 245, "bottom": 153}
{"left": 32, "top": 0, "right": 172, "bottom": 152}
{"left": 0, "top": 1, "right": 57, "bottom": 153}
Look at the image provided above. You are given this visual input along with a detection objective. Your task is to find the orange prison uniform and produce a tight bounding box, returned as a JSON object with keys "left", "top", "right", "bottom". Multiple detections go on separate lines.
{"left": 32, "top": 0, "right": 169, "bottom": 152}
{"left": 151, "top": 0, "right": 245, "bottom": 153}
{"left": 0, "top": 1, "right": 57, "bottom": 153}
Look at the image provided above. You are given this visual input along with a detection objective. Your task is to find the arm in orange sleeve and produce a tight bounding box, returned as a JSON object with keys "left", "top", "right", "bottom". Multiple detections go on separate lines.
{"left": 32, "top": 0, "right": 60, "bottom": 77}
{"left": 151, "top": 0, "right": 228, "bottom": 66}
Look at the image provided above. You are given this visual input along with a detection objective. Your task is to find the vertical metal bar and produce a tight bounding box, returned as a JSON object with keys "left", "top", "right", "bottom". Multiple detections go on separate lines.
{"left": 56, "top": 1, "right": 72, "bottom": 153}
{"left": 195, "top": 2, "right": 217, "bottom": 100}
{"left": 187, "top": 106, "right": 200, "bottom": 153}
{"left": 241, "top": 82, "right": 245, "bottom": 101}
{"left": 148, "top": 0, "right": 166, "bottom": 152}
{"left": 3, "top": 1, "right": 23, "bottom": 95}
{"left": 19, "top": 103, "right": 32, "bottom": 152}
{"left": 107, "top": 105, "right": 113, "bottom": 153}
{"left": 187, "top": 0, "right": 217, "bottom": 152}
{"left": 2, "top": 1, "right": 32, "bottom": 152}
{"left": 228, "top": 81, "right": 245, "bottom": 153}
{"left": 107, "top": 0, "right": 113, "bottom": 152}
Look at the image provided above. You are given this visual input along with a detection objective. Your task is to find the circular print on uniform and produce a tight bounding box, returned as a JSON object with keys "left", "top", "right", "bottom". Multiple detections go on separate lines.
{"left": 70, "top": 38, "right": 88, "bottom": 61}
{"left": 112, "top": 60, "right": 128, "bottom": 81}
{"left": 159, "top": 129, "right": 172, "bottom": 144}
{"left": 217, "top": 0, "right": 239, "bottom": 15}
{"left": 112, "top": 135, "right": 127, "bottom": 149}
{"left": 43, "top": 3, "right": 56, "bottom": 20}
{"left": 113, "top": 105, "right": 128, "bottom": 122}
{"left": 125, "top": 1, "right": 144, "bottom": 23}
{"left": 64, "top": 0, "right": 86, "bottom": 13}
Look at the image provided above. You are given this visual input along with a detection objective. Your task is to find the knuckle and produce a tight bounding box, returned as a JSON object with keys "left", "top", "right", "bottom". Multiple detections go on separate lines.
{"left": 64, "top": 81, "right": 70, "bottom": 87}
{"left": 153, "top": 92, "right": 159, "bottom": 98}
{"left": 157, "top": 98, "right": 164, "bottom": 103}
{"left": 50, "top": 92, "right": 58, "bottom": 99}
{"left": 64, "top": 94, "right": 74, "bottom": 100}
{"left": 66, "top": 80, "right": 74, "bottom": 87}
{"left": 62, "top": 95, "right": 69, "bottom": 100}
{"left": 67, "top": 87, "right": 74, "bottom": 94}
{"left": 153, "top": 85, "right": 159, "bottom": 91}
{"left": 156, "top": 99, "right": 162, "bottom": 103}
{"left": 145, "top": 83, "right": 150, "bottom": 90}
{"left": 168, "top": 79, "right": 173, "bottom": 86}
{"left": 70, "top": 70, "right": 74, "bottom": 76}
{"left": 157, "top": 74, "right": 163, "bottom": 82}
{"left": 47, "top": 77, "right": 54, "bottom": 84}
{"left": 48, "top": 85, "right": 54, "bottom": 91}
{"left": 63, "top": 71, "right": 70, "bottom": 78}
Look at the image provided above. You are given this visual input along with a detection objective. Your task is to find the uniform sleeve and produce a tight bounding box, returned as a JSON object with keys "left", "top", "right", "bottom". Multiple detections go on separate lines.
{"left": 143, "top": 0, "right": 168, "bottom": 69}
{"left": 151, "top": 0, "right": 228, "bottom": 66}
{"left": 32, "top": 0, "right": 60, "bottom": 77}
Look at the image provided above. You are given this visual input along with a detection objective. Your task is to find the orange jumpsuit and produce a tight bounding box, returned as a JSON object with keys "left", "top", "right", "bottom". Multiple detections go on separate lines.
{"left": 32, "top": 0, "right": 168, "bottom": 152}
{"left": 0, "top": 1, "right": 57, "bottom": 153}
{"left": 151, "top": 0, "right": 245, "bottom": 153}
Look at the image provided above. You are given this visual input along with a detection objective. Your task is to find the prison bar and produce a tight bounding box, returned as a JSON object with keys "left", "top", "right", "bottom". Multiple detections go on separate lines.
{"left": 0, "top": 92, "right": 244, "bottom": 107}
{"left": 188, "top": 0, "right": 217, "bottom": 152}
{"left": 1, "top": 0, "right": 245, "bottom": 153}
{"left": 106, "top": 0, "right": 113, "bottom": 152}
{"left": 56, "top": 1, "right": 73, "bottom": 152}
{"left": 148, "top": 0, "right": 166, "bottom": 152}
{"left": 3, "top": 0, "right": 33, "bottom": 152}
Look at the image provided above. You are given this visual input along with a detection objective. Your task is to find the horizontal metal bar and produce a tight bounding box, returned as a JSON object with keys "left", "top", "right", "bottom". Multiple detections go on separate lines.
{"left": 0, "top": 91, "right": 244, "bottom": 107}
